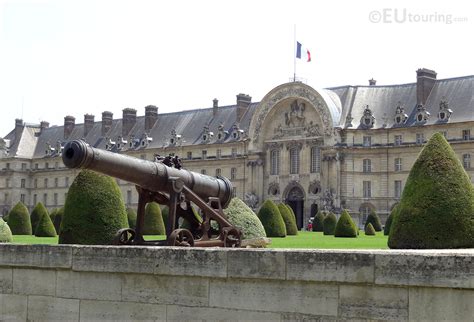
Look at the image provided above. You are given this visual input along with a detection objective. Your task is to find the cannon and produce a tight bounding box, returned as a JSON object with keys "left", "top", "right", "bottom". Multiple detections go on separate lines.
{"left": 62, "top": 140, "right": 241, "bottom": 247}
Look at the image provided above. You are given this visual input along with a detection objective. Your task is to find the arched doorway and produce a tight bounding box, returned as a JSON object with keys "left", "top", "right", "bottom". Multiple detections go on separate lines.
{"left": 286, "top": 186, "right": 305, "bottom": 229}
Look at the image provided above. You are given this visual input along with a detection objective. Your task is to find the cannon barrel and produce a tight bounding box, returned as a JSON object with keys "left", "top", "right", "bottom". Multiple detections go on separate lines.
{"left": 62, "top": 140, "right": 233, "bottom": 208}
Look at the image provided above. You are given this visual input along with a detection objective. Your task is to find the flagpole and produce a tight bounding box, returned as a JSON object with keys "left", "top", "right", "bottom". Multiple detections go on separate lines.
{"left": 293, "top": 24, "right": 296, "bottom": 82}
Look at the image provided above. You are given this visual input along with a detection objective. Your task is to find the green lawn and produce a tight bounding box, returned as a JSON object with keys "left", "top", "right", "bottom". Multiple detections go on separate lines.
{"left": 12, "top": 231, "right": 388, "bottom": 249}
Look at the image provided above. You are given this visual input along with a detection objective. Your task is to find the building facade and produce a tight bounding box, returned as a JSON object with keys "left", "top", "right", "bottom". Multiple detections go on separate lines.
{"left": 1, "top": 68, "right": 473, "bottom": 228}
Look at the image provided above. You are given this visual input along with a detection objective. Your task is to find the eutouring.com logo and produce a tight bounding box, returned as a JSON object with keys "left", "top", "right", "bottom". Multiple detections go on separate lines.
{"left": 368, "top": 8, "right": 468, "bottom": 24}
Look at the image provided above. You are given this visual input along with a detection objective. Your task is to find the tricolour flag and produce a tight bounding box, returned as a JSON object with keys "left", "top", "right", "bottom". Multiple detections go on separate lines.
{"left": 296, "top": 41, "right": 311, "bottom": 62}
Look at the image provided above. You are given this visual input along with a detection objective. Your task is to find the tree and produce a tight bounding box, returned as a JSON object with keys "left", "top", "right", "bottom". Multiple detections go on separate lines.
{"left": 384, "top": 205, "right": 397, "bottom": 236}
{"left": 126, "top": 207, "right": 137, "bottom": 229}
{"left": 334, "top": 210, "right": 358, "bottom": 238}
{"left": 59, "top": 170, "right": 129, "bottom": 245}
{"left": 30, "top": 202, "right": 48, "bottom": 233}
{"left": 388, "top": 133, "right": 474, "bottom": 249}
{"left": 53, "top": 207, "right": 63, "bottom": 235}
{"left": 313, "top": 211, "right": 326, "bottom": 232}
{"left": 278, "top": 203, "right": 298, "bottom": 235}
{"left": 35, "top": 210, "right": 57, "bottom": 237}
{"left": 0, "top": 218, "right": 13, "bottom": 243}
{"left": 257, "top": 200, "right": 286, "bottom": 237}
{"left": 7, "top": 202, "right": 32, "bottom": 235}
{"left": 365, "top": 223, "right": 376, "bottom": 236}
{"left": 161, "top": 206, "right": 169, "bottom": 228}
{"left": 365, "top": 210, "right": 382, "bottom": 232}
{"left": 142, "top": 202, "right": 165, "bottom": 235}
{"left": 223, "top": 198, "right": 266, "bottom": 239}
{"left": 323, "top": 212, "right": 337, "bottom": 235}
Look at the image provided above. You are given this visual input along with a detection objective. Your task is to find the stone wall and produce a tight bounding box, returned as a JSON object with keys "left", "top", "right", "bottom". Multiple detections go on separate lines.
{"left": 0, "top": 245, "right": 472, "bottom": 321}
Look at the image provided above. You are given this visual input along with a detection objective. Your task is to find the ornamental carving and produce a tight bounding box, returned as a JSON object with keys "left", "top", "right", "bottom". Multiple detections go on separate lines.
{"left": 285, "top": 100, "right": 306, "bottom": 127}
{"left": 285, "top": 140, "right": 303, "bottom": 151}
{"left": 415, "top": 104, "right": 430, "bottom": 124}
{"left": 264, "top": 142, "right": 283, "bottom": 151}
{"left": 360, "top": 105, "right": 375, "bottom": 128}
{"left": 437, "top": 98, "right": 452, "bottom": 122}
{"left": 244, "top": 192, "right": 260, "bottom": 210}
{"left": 308, "top": 180, "right": 321, "bottom": 195}
{"left": 268, "top": 182, "right": 280, "bottom": 196}
{"left": 394, "top": 102, "right": 408, "bottom": 125}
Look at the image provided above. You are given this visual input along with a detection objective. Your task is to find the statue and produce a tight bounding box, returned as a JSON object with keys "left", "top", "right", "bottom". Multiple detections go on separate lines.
{"left": 244, "top": 192, "right": 259, "bottom": 211}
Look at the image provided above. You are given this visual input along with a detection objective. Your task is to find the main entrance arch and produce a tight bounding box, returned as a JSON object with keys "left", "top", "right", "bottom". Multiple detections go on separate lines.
{"left": 284, "top": 184, "right": 305, "bottom": 229}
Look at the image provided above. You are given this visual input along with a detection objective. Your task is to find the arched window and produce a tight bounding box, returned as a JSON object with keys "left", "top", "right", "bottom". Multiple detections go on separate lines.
{"left": 270, "top": 149, "right": 280, "bottom": 175}
{"left": 289, "top": 147, "right": 300, "bottom": 174}
{"left": 310, "top": 147, "right": 320, "bottom": 173}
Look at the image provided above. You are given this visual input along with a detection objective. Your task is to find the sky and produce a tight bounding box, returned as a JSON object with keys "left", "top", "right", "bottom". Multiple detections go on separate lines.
{"left": 1, "top": 0, "right": 473, "bottom": 136}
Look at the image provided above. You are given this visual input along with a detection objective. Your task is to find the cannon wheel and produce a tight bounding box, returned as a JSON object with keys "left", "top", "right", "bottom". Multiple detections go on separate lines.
{"left": 168, "top": 229, "right": 195, "bottom": 247}
{"left": 112, "top": 228, "right": 136, "bottom": 245}
{"left": 222, "top": 227, "right": 241, "bottom": 248}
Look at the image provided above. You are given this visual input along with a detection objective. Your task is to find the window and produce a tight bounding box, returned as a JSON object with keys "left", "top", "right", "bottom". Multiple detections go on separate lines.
{"left": 216, "top": 149, "right": 221, "bottom": 159}
{"left": 394, "top": 135, "right": 402, "bottom": 146}
{"left": 65, "top": 177, "right": 69, "bottom": 187}
{"left": 43, "top": 193, "right": 48, "bottom": 205}
{"left": 4, "top": 193, "right": 8, "bottom": 203}
{"left": 216, "top": 168, "right": 221, "bottom": 176}
{"left": 201, "top": 169, "right": 207, "bottom": 175}
{"left": 363, "top": 181, "right": 371, "bottom": 198}
{"left": 289, "top": 147, "right": 300, "bottom": 174}
{"left": 54, "top": 178, "right": 58, "bottom": 188}
{"left": 232, "top": 187, "right": 237, "bottom": 198}
{"left": 363, "top": 136, "right": 372, "bottom": 147}
{"left": 310, "top": 147, "right": 321, "bottom": 173}
{"left": 21, "top": 179, "right": 26, "bottom": 188}
{"left": 362, "top": 159, "right": 372, "bottom": 173}
{"left": 33, "top": 194, "right": 37, "bottom": 205}
{"left": 21, "top": 163, "right": 27, "bottom": 171}
{"left": 440, "top": 131, "right": 448, "bottom": 139}
{"left": 20, "top": 194, "right": 25, "bottom": 203}
{"left": 231, "top": 148, "right": 237, "bottom": 158}
{"left": 270, "top": 149, "right": 280, "bottom": 175}
{"left": 54, "top": 193, "right": 58, "bottom": 206}
{"left": 45, "top": 162, "right": 49, "bottom": 169}
{"left": 394, "top": 158, "right": 402, "bottom": 172}
{"left": 127, "top": 190, "right": 132, "bottom": 205}
{"left": 395, "top": 181, "right": 402, "bottom": 198}
{"left": 34, "top": 179, "right": 38, "bottom": 188}
{"left": 5, "top": 179, "right": 9, "bottom": 188}
{"left": 463, "top": 154, "right": 471, "bottom": 169}
{"left": 55, "top": 162, "right": 59, "bottom": 169}
{"left": 44, "top": 178, "right": 48, "bottom": 188}
{"left": 361, "top": 205, "right": 371, "bottom": 226}
{"left": 462, "top": 129, "right": 471, "bottom": 140}
{"left": 231, "top": 168, "right": 237, "bottom": 180}
{"left": 187, "top": 152, "right": 192, "bottom": 160}
{"left": 202, "top": 150, "right": 207, "bottom": 160}
{"left": 416, "top": 133, "right": 424, "bottom": 144}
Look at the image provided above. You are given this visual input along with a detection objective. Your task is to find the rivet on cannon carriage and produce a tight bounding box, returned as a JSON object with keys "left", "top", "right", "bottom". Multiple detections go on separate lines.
{"left": 62, "top": 140, "right": 242, "bottom": 247}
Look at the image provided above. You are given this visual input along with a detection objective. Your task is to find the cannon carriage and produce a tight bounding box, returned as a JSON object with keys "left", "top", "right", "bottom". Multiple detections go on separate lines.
{"left": 62, "top": 140, "right": 241, "bottom": 247}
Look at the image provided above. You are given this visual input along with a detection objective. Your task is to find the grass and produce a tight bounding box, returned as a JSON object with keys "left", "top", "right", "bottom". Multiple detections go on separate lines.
{"left": 11, "top": 231, "right": 389, "bottom": 249}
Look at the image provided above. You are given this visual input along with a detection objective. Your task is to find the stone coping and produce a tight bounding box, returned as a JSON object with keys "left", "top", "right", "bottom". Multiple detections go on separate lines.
{"left": 0, "top": 244, "right": 472, "bottom": 289}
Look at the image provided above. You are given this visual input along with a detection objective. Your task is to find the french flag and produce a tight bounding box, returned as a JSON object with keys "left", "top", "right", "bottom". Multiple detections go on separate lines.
{"left": 296, "top": 41, "right": 311, "bottom": 62}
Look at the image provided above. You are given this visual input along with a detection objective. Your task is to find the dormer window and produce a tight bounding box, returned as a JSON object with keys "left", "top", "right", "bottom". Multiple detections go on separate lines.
{"left": 437, "top": 99, "right": 452, "bottom": 122}
{"left": 360, "top": 105, "right": 375, "bottom": 128}
{"left": 216, "top": 124, "right": 228, "bottom": 141}
{"left": 45, "top": 143, "right": 55, "bottom": 156}
{"left": 393, "top": 102, "right": 408, "bottom": 125}
{"left": 415, "top": 104, "right": 430, "bottom": 124}
{"left": 201, "top": 126, "right": 214, "bottom": 143}
{"left": 231, "top": 123, "right": 244, "bottom": 140}
{"left": 141, "top": 133, "right": 153, "bottom": 147}
{"left": 168, "top": 129, "right": 181, "bottom": 146}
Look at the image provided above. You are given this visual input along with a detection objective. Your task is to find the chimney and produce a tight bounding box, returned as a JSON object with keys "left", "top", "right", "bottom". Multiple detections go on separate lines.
{"left": 40, "top": 121, "right": 50, "bottom": 130}
{"left": 15, "top": 119, "right": 23, "bottom": 140}
{"left": 213, "top": 98, "right": 218, "bottom": 116}
{"left": 101, "top": 111, "right": 113, "bottom": 136}
{"left": 369, "top": 78, "right": 376, "bottom": 86}
{"left": 416, "top": 68, "right": 437, "bottom": 106}
{"left": 64, "top": 115, "right": 75, "bottom": 139}
{"left": 122, "top": 108, "right": 137, "bottom": 137}
{"left": 84, "top": 114, "right": 95, "bottom": 137}
{"left": 144, "top": 105, "right": 158, "bottom": 133}
{"left": 236, "top": 93, "right": 251, "bottom": 121}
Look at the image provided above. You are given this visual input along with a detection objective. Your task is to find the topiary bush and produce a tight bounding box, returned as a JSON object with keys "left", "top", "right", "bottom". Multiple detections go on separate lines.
{"left": 334, "top": 209, "right": 358, "bottom": 238}
{"left": 126, "top": 207, "right": 137, "bottom": 229}
{"left": 323, "top": 212, "right": 337, "bottom": 235}
{"left": 222, "top": 198, "right": 266, "bottom": 240}
{"left": 384, "top": 206, "right": 397, "bottom": 236}
{"left": 142, "top": 202, "right": 165, "bottom": 235}
{"left": 278, "top": 203, "right": 298, "bottom": 235}
{"left": 388, "top": 133, "right": 474, "bottom": 249}
{"left": 161, "top": 206, "right": 169, "bottom": 229}
{"left": 30, "top": 202, "right": 48, "bottom": 233}
{"left": 365, "top": 210, "right": 382, "bottom": 232}
{"left": 257, "top": 199, "right": 286, "bottom": 237}
{"left": 35, "top": 210, "right": 57, "bottom": 237}
{"left": 0, "top": 218, "right": 13, "bottom": 243}
{"left": 365, "top": 223, "right": 376, "bottom": 236}
{"left": 313, "top": 211, "right": 326, "bottom": 232}
{"left": 59, "top": 170, "right": 129, "bottom": 245}
{"left": 7, "top": 202, "right": 32, "bottom": 235}
{"left": 53, "top": 207, "right": 63, "bottom": 235}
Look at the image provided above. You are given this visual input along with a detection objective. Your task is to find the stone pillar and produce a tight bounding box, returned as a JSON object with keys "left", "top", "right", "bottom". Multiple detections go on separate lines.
{"left": 144, "top": 105, "right": 158, "bottom": 133}
{"left": 84, "top": 114, "right": 95, "bottom": 137}
{"left": 122, "top": 108, "right": 137, "bottom": 137}
{"left": 64, "top": 116, "right": 75, "bottom": 139}
{"left": 101, "top": 111, "right": 113, "bottom": 137}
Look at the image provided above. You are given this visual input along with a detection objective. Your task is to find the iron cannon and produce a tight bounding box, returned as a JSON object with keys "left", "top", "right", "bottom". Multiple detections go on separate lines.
{"left": 62, "top": 139, "right": 241, "bottom": 247}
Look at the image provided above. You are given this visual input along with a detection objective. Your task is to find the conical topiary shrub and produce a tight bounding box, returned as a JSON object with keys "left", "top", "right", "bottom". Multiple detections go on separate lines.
{"left": 384, "top": 206, "right": 397, "bottom": 236}
{"left": 161, "top": 206, "right": 169, "bottom": 229}
{"left": 388, "top": 133, "right": 474, "bottom": 249}
{"left": 35, "top": 210, "right": 57, "bottom": 237}
{"left": 365, "top": 210, "right": 382, "bottom": 232}
{"left": 59, "top": 170, "right": 129, "bottom": 245}
{"left": 3, "top": 212, "right": 9, "bottom": 223}
{"left": 7, "top": 202, "right": 32, "bottom": 235}
{"left": 30, "top": 203, "right": 48, "bottom": 234}
{"left": 0, "top": 218, "right": 13, "bottom": 243}
{"left": 323, "top": 212, "right": 337, "bottom": 235}
{"left": 223, "top": 198, "right": 266, "bottom": 240}
{"left": 335, "top": 209, "right": 358, "bottom": 238}
{"left": 49, "top": 208, "right": 58, "bottom": 224}
{"left": 278, "top": 203, "right": 298, "bottom": 235}
{"left": 313, "top": 211, "right": 326, "bottom": 232}
{"left": 142, "top": 202, "right": 165, "bottom": 235}
{"left": 126, "top": 208, "right": 137, "bottom": 229}
{"left": 257, "top": 200, "right": 286, "bottom": 237}
{"left": 365, "top": 223, "right": 376, "bottom": 236}
{"left": 53, "top": 207, "right": 63, "bottom": 235}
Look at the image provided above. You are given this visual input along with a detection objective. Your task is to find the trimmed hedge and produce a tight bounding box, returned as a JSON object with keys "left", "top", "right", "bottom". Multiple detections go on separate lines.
{"left": 278, "top": 203, "right": 298, "bottom": 235}
{"left": 53, "top": 207, "right": 63, "bottom": 235}
{"left": 161, "top": 206, "right": 169, "bottom": 229}
{"left": 365, "top": 211, "right": 382, "bottom": 232}
{"left": 35, "top": 209, "right": 57, "bottom": 237}
{"left": 30, "top": 203, "right": 48, "bottom": 234}
{"left": 126, "top": 207, "right": 137, "bottom": 229}
{"left": 323, "top": 212, "right": 337, "bottom": 235}
{"left": 257, "top": 200, "right": 286, "bottom": 237}
{"left": 365, "top": 223, "right": 376, "bottom": 236}
{"left": 59, "top": 170, "right": 129, "bottom": 245}
{"left": 7, "top": 202, "right": 32, "bottom": 235}
{"left": 0, "top": 218, "right": 13, "bottom": 243}
{"left": 388, "top": 133, "right": 474, "bottom": 249}
{"left": 222, "top": 198, "right": 266, "bottom": 240}
{"left": 334, "top": 210, "right": 357, "bottom": 238}
{"left": 384, "top": 206, "right": 397, "bottom": 236}
{"left": 313, "top": 211, "right": 326, "bottom": 232}
{"left": 142, "top": 202, "right": 165, "bottom": 235}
